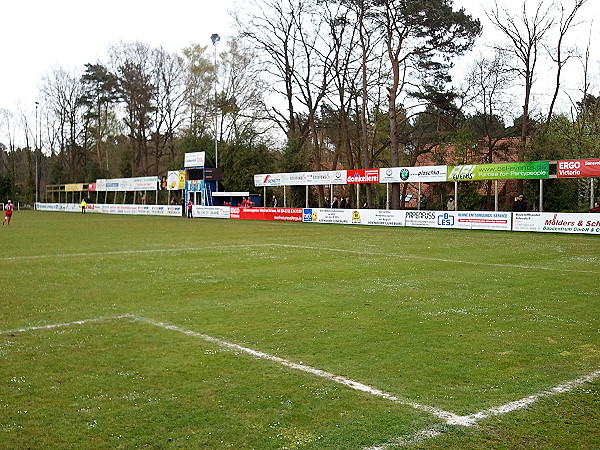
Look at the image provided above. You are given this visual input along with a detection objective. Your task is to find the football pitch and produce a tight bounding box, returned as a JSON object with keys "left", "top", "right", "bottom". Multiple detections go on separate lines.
{"left": 1, "top": 211, "right": 598, "bottom": 449}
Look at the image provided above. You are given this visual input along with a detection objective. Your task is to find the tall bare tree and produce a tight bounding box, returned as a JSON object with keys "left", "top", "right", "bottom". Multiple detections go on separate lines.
{"left": 380, "top": 0, "right": 481, "bottom": 208}
{"left": 545, "top": 0, "right": 588, "bottom": 124}
{"left": 488, "top": 0, "right": 554, "bottom": 174}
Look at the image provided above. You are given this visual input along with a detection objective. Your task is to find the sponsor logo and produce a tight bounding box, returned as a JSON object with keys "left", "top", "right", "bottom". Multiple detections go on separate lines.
{"left": 263, "top": 174, "right": 282, "bottom": 185}
{"left": 352, "top": 211, "right": 361, "bottom": 223}
{"left": 558, "top": 161, "right": 580, "bottom": 170}
{"left": 386, "top": 168, "right": 393, "bottom": 177}
{"left": 347, "top": 169, "right": 379, "bottom": 184}
{"left": 303, "top": 209, "right": 313, "bottom": 222}
{"left": 400, "top": 168, "right": 410, "bottom": 181}
{"left": 437, "top": 213, "right": 454, "bottom": 226}
{"left": 449, "top": 165, "right": 476, "bottom": 181}
{"left": 406, "top": 211, "right": 436, "bottom": 220}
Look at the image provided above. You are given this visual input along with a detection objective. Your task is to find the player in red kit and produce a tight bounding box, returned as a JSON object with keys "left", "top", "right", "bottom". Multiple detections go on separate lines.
{"left": 3, "top": 200, "right": 14, "bottom": 225}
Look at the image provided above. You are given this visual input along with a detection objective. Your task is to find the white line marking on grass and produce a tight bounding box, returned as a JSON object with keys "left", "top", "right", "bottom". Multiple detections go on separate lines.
{"left": 268, "top": 243, "right": 600, "bottom": 274}
{"left": 365, "top": 369, "right": 600, "bottom": 448}
{"left": 455, "top": 368, "right": 600, "bottom": 426}
{"left": 363, "top": 426, "right": 444, "bottom": 449}
{"left": 0, "top": 314, "right": 134, "bottom": 335}
{"left": 0, "top": 244, "right": 274, "bottom": 262}
{"left": 130, "top": 314, "right": 464, "bottom": 425}
{"left": 4, "top": 313, "right": 598, "bottom": 448}
{"left": 5, "top": 241, "right": 597, "bottom": 274}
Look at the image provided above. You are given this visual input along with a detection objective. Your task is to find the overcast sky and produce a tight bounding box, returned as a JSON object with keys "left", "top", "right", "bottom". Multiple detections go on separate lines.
{"left": 1, "top": 0, "right": 598, "bottom": 142}
{"left": 0, "top": 0, "right": 237, "bottom": 111}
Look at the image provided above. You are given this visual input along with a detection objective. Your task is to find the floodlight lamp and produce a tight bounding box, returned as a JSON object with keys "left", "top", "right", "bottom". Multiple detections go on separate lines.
{"left": 211, "top": 34, "right": 220, "bottom": 45}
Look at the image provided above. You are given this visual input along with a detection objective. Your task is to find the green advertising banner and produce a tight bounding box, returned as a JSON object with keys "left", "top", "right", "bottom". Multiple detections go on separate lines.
{"left": 447, "top": 161, "right": 549, "bottom": 181}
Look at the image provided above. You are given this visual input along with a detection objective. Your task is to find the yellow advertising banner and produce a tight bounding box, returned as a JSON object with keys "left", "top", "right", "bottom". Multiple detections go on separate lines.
{"left": 65, "top": 183, "right": 85, "bottom": 192}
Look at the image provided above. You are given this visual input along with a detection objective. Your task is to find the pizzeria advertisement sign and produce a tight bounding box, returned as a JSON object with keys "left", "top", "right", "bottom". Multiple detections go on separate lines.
{"left": 379, "top": 166, "right": 447, "bottom": 183}
{"left": 447, "top": 162, "right": 549, "bottom": 181}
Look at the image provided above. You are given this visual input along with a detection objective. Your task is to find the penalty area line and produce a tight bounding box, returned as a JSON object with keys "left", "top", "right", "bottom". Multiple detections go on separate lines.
{"left": 0, "top": 314, "right": 135, "bottom": 335}
{"left": 3, "top": 313, "right": 598, "bottom": 448}
{"left": 364, "top": 370, "right": 600, "bottom": 449}
{"left": 130, "top": 314, "right": 463, "bottom": 425}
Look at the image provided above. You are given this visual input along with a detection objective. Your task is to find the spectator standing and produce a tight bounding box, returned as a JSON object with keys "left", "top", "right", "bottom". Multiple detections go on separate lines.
{"left": 590, "top": 202, "right": 600, "bottom": 213}
{"left": 80, "top": 199, "right": 87, "bottom": 214}
{"left": 512, "top": 194, "right": 527, "bottom": 212}
{"left": 323, "top": 198, "right": 330, "bottom": 208}
{"left": 446, "top": 196, "right": 455, "bottom": 211}
{"left": 340, "top": 197, "right": 347, "bottom": 209}
{"left": 187, "top": 199, "right": 193, "bottom": 218}
{"left": 419, "top": 194, "right": 428, "bottom": 210}
{"left": 271, "top": 195, "right": 278, "bottom": 207}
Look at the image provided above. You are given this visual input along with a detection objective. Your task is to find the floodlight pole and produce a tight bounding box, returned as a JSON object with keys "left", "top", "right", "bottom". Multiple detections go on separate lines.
{"left": 211, "top": 33, "right": 220, "bottom": 192}
{"left": 35, "top": 101, "right": 39, "bottom": 205}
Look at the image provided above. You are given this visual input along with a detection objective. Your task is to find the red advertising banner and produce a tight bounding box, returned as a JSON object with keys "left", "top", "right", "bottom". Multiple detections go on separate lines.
{"left": 557, "top": 159, "right": 600, "bottom": 178}
{"left": 230, "top": 207, "right": 303, "bottom": 222}
{"left": 346, "top": 169, "right": 379, "bottom": 184}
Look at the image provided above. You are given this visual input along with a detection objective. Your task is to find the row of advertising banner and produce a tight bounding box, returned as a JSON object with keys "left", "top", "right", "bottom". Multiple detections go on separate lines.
{"left": 36, "top": 203, "right": 182, "bottom": 216}
{"left": 94, "top": 177, "right": 160, "bottom": 192}
{"left": 254, "top": 159, "right": 600, "bottom": 187}
{"left": 36, "top": 203, "right": 600, "bottom": 235}
{"left": 72, "top": 159, "right": 599, "bottom": 195}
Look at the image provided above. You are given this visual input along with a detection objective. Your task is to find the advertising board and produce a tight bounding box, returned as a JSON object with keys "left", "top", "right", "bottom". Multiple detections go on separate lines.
{"left": 230, "top": 207, "right": 303, "bottom": 221}
{"left": 351, "top": 209, "right": 406, "bottom": 226}
{"left": 447, "top": 162, "right": 549, "bottom": 181}
{"left": 302, "top": 208, "right": 353, "bottom": 224}
{"left": 167, "top": 171, "right": 186, "bottom": 190}
{"left": 193, "top": 206, "right": 231, "bottom": 219}
{"left": 254, "top": 173, "right": 284, "bottom": 187}
{"left": 513, "top": 212, "right": 600, "bottom": 234}
{"left": 404, "top": 210, "right": 512, "bottom": 231}
{"left": 379, "top": 166, "right": 447, "bottom": 183}
{"left": 557, "top": 159, "right": 600, "bottom": 178}
{"left": 184, "top": 151, "right": 205, "bottom": 168}
{"left": 346, "top": 169, "right": 379, "bottom": 184}
{"left": 308, "top": 170, "right": 347, "bottom": 185}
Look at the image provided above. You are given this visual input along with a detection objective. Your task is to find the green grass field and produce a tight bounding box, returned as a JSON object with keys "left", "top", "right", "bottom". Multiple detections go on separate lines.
{"left": 1, "top": 211, "right": 599, "bottom": 449}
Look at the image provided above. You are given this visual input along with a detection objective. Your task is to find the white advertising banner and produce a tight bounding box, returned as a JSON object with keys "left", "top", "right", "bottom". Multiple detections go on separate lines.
{"left": 404, "top": 210, "right": 438, "bottom": 227}
{"left": 254, "top": 170, "right": 347, "bottom": 187}
{"left": 184, "top": 151, "right": 205, "bottom": 168}
{"left": 454, "top": 211, "right": 512, "bottom": 231}
{"left": 96, "top": 177, "right": 158, "bottom": 191}
{"left": 302, "top": 208, "right": 406, "bottom": 226}
{"left": 36, "top": 203, "right": 79, "bottom": 212}
{"left": 96, "top": 179, "right": 107, "bottom": 191}
{"left": 352, "top": 209, "right": 406, "bottom": 226}
{"left": 308, "top": 170, "right": 347, "bottom": 185}
{"left": 284, "top": 172, "right": 308, "bottom": 186}
{"left": 193, "top": 206, "right": 231, "bottom": 218}
{"left": 254, "top": 173, "right": 284, "bottom": 187}
{"left": 404, "top": 210, "right": 512, "bottom": 231}
{"left": 379, "top": 166, "right": 448, "bottom": 183}
{"left": 302, "top": 208, "right": 353, "bottom": 224}
{"left": 167, "top": 171, "right": 185, "bottom": 190}
{"left": 36, "top": 203, "right": 181, "bottom": 216}
{"left": 513, "top": 212, "right": 600, "bottom": 234}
